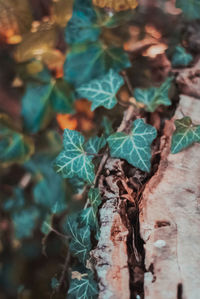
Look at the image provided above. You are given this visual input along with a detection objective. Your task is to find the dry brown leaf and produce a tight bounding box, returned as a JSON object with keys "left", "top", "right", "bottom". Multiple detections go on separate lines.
{"left": 93, "top": 0, "right": 138, "bottom": 11}
{"left": 51, "top": 0, "right": 73, "bottom": 27}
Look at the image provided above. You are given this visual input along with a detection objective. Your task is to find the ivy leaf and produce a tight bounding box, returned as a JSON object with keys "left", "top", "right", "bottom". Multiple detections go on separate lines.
{"left": 0, "top": 114, "right": 34, "bottom": 166}
{"left": 172, "top": 46, "right": 193, "bottom": 67}
{"left": 50, "top": 79, "right": 75, "bottom": 113}
{"left": 107, "top": 119, "right": 157, "bottom": 172}
{"left": 13, "top": 207, "right": 40, "bottom": 239}
{"left": 176, "top": 0, "right": 200, "bottom": 19}
{"left": 55, "top": 130, "right": 105, "bottom": 183}
{"left": 3, "top": 188, "right": 25, "bottom": 211}
{"left": 25, "top": 155, "right": 67, "bottom": 214}
{"left": 22, "top": 82, "right": 54, "bottom": 133}
{"left": 68, "top": 268, "right": 98, "bottom": 299}
{"left": 77, "top": 69, "right": 124, "bottom": 111}
{"left": 80, "top": 188, "right": 101, "bottom": 230}
{"left": 64, "top": 42, "right": 130, "bottom": 87}
{"left": 65, "top": 1, "right": 100, "bottom": 45}
{"left": 22, "top": 78, "right": 74, "bottom": 133}
{"left": 84, "top": 136, "right": 106, "bottom": 154}
{"left": 134, "top": 77, "right": 173, "bottom": 112}
{"left": 171, "top": 117, "right": 200, "bottom": 154}
{"left": 64, "top": 214, "right": 91, "bottom": 264}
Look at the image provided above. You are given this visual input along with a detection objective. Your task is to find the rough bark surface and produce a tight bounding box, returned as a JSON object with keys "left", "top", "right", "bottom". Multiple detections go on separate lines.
{"left": 92, "top": 159, "right": 131, "bottom": 299}
{"left": 140, "top": 95, "right": 200, "bottom": 299}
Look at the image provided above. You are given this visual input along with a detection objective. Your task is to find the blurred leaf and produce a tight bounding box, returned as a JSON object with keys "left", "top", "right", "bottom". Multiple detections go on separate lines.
{"left": 171, "top": 46, "right": 193, "bottom": 67}
{"left": 65, "top": 0, "right": 100, "bottom": 45}
{"left": 77, "top": 69, "right": 124, "bottom": 110}
{"left": 52, "top": 0, "right": 74, "bottom": 27}
{"left": 64, "top": 42, "right": 130, "bottom": 86}
{"left": 93, "top": 0, "right": 138, "bottom": 11}
{"left": 101, "top": 116, "right": 114, "bottom": 137}
{"left": 51, "top": 277, "right": 59, "bottom": 290}
{"left": 63, "top": 214, "right": 91, "bottom": 264}
{"left": 171, "top": 117, "right": 200, "bottom": 154}
{"left": 134, "top": 77, "right": 173, "bottom": 112}
{"left": 14, "top": 26, "right": 57, "bottom": 62}
{"left": 22, "top": 82, "right": 54, "bottom": 133}
{"left": 50, "top": 79, "right": 75, "bottom": 113}
{"left": 68, "top": 268, "right": 98, "bottom": 299}
{"left": 107, "top": 119, "right": 157, "bottom": 172}
{"left": 22, "top": 77, "right": 75, "bottom": 133}
{"left": 25, "top": 155, "right": 67, "bottom": 214}
{"left": 0, "top": 114, "right": 34, "bottom": 166}
{"left": 13, "top": 206, "right": 40, "bottom": 239}
{"left": 176, "top": 0, "right": 200, "bottom": 19}
{"left": 3, "top": 188, "right": 25, "bottom": 211}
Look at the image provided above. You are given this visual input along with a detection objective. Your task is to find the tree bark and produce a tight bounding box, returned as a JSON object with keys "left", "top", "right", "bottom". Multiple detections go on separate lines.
{"left": 139, "top": 95, "right": 200, "bottom": 299}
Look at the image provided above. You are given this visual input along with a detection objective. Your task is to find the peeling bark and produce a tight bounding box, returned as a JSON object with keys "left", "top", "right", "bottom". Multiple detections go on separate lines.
{"left": 140, "top": 95, "right": 200, "bottom": 299}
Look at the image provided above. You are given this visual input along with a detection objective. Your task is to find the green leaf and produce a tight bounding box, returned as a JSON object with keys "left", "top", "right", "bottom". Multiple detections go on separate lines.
{"left": 107, "top": 119, "right": 157, "bottom": 172}
{"left": 3, "top": 188, "right": 25, "bottom": 211}
{"left": 68, "top": 269, "right": 98, "bottom": 299}
{"left": 80, "top": 188, "right": 101, "bottom": 230}
{"left": 101, "top": 116, "right": 114, "bottom": 137}
{"left": 84, "top": 136, "right": 106, "bottom": 154}
{"left": 0, "top": 114, "right": 34, "bottom": 166}
{"left": 64, "top": 214, "right": 91, "bottom": 264}
{"left": 55, "top": 130, "right": 105, "bottom": 183}
{"left": 176, "top": 0, "right": 200, "bottom": 19}
{"left": 51, "top": 277, "right": 59, "bottom": 290}
{"left": 65, "top": 1, "right": 100, "bottom": 45}
{"left": 22, "top": 79, "right": 74, "bottom": 133}
{"left": 64, "top": 42, "right": 130, "bottom": 87}
{"left": 134, "top": 77, "right": 173, "bottom": 112}
{"left": 13, "top": 207, "right": 40, "bottom": 239}
{"left": 88, "top": 188, "right": 101, "bottom": 210}
{"left": 25, "top": 155, "right": 67, "bottom": 214}
{"left": 172, "top": 46, "right": 193, "bottom": 67}
{"left": 171, "top": 117, "right": 200, "bottom": 154}
{"left": 22, "top": 82, "right": 54, "bottom": 133}
{"left": 50, "top": 79, "right": 75, "bottom": 113}
{"left": 77, "top": 69, "right": 124, "bottom": 110}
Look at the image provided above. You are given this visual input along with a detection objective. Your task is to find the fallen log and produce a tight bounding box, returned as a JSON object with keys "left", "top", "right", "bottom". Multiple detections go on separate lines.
{"left": 140, "top": 95, "right": 200, "bottom": 299}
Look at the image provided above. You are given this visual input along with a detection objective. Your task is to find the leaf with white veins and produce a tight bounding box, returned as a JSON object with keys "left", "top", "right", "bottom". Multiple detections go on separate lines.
{"left": 134, "top": 77, "right": 173, "bottom": 112}
{"left": 107, "top": 119, "right": 157, "bottom": 172}
{"left": 77, "top": 69, "right": 124, "bottom": 110}
{"left": 171, "top": 117, "right": 200, "bottom": 154}
{"left": 55, "top": 130, "right": 105, "bottom": 183}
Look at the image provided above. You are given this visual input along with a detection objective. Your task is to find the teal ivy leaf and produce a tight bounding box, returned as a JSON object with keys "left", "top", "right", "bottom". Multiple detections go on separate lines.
{"left": 101, "top": 116, "right": 114, "bottom": 137}
{"left": 22, "top": 82, "right": 54, "bottom": 133}
{"left": 134, "top": 77, "right": 173, "bottom": 112}
{"left": 0, "top": 114, "right": 34, "bottom": 166}
{"left": 77, "top": 69, "right": 124, "bottom": 111}
{"left": 80, "top": 188, "right": 101, "bottom": 230}
{"left": 51, "top": 277, "right": 59, "bottom": 290}
{"left": 13, "top": 207, "right": 40, "bottom": 239}
{"left": 68, "top": 268, "right": 98, "bottom": 299}
{"left": 172, "top": 46, "right": 193, "bottom": 67}
{"left": 55, "top": 130, "right": 105, "bottom": 183}
{"left": 107, "top": 119, "right": 157, "bottom": 172}
{"left": 171, "top": 117, "right": 200, "bottom": 154}
{"left": 176, "top": 0, "right": 200, "bottom": 19}
{"left": 25, "top": 155, "right": 67, "bottom": 214}
{"left": 84, "top": 136, "right": 106, "bottom": 154}
{"left": 3, "top": 188, "right": 25, "bottom": 211}
{"left": 64, "top": 42, "right": 130, "bottom": 87}
{"left": 65, "top": 2, "right": 100, "bottom": 45}
{"left": 41, "top": 214, "right": 53, "bottom": 235}
{"left": 50, "top": 79, "right": 75, "bottom": 113}
{"left": 64, "top": 214, "right": 91, "bottom": 264}
{"left": 22, "top": 79, "right": 74, "bottom": 133}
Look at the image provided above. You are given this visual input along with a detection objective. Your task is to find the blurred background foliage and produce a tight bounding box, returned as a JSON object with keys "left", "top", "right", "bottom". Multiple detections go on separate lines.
{"left": 0, "top": 0, "right": 199, "bottom": 298}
